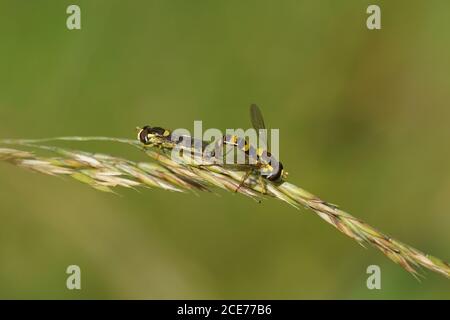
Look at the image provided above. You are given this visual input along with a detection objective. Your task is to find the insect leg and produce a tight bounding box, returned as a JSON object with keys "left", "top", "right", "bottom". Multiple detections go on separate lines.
{"left": 259, "top": 175, "right": 267, "bottom": 195}
{"left": 235, "top": 169, "right": 254, "bottom": 193}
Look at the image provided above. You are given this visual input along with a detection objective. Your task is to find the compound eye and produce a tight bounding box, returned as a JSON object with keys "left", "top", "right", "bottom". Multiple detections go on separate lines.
{"left": 139, "top": 126, "right": 151, "bottom": 144}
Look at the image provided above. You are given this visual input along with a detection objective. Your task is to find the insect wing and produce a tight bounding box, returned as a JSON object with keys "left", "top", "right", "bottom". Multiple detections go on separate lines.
{"left": 250, "top": 104, "right": 269, "bottom": 150}
{"left": 250, "top": 104, "right": 266, "bottom": 131}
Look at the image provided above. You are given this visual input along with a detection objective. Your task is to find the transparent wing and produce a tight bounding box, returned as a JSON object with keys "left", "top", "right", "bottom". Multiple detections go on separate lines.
{"left": 250, "top": 104, "right": 268, "bottom": 148}
{"left": 250, "top": 104, "right": 266, "bottom": 131}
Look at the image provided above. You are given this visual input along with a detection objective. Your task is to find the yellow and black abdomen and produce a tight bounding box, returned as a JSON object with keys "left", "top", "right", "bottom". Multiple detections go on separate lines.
{"left": 222, "top": 134, "right": 284, "bottom": 182}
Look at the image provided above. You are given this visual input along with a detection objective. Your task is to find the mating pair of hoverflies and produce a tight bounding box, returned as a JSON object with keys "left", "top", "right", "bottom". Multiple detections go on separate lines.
{"left": 137, "top": 104, "right": 286, "bottom": 191}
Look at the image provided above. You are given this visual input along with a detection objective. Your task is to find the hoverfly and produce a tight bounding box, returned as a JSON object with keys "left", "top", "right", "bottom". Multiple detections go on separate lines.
{"left": 137, "top": 104, "right": 286, "bottom": 192}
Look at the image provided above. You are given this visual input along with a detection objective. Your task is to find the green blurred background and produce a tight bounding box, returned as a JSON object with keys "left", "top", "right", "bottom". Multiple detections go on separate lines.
{"left": 0, "top": 0, "right": 449, "bottom": 299}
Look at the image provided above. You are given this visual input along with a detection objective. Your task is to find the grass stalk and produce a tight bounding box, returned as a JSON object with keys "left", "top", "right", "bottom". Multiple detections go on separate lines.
{"left": 1, "top": 136, "right": 449, "bottom": 279}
